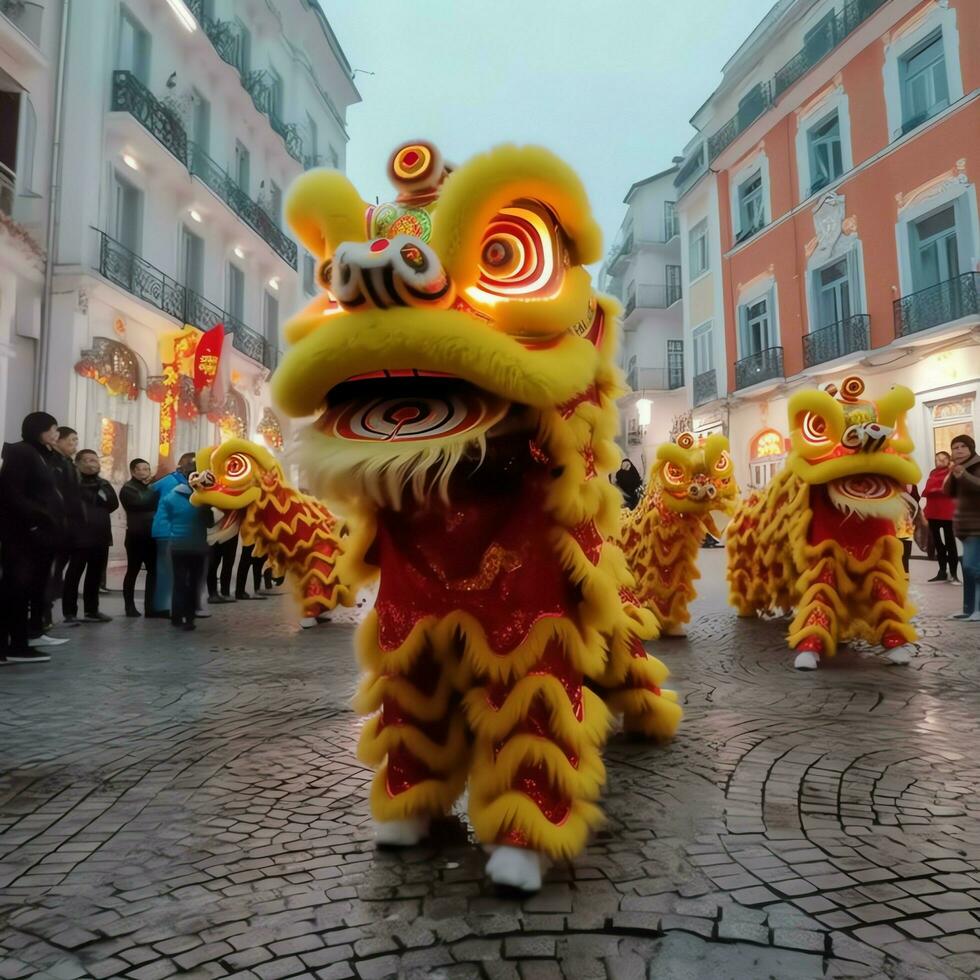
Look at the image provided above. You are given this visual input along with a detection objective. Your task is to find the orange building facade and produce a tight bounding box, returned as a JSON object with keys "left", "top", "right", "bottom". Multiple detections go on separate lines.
{"left": 674, "top": 0, "right": 979, "bottom": 491}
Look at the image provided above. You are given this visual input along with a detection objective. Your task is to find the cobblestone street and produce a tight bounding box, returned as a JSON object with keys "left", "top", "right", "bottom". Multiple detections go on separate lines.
{"left": 1, "top": 552, "right": 979, "bottom": 980}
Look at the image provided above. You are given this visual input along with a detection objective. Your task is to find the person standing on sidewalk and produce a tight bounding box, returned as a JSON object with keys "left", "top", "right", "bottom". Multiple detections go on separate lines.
{"left": 149, "top": 452, "right": 196, "bottom": 617}
{"left": 946, "top": 434, "right": 980, "bottom": 622}
{"left": 207, "top": 532, "right": 238, "bottom": 604}
{"left": 0, "top": 412, "right": 67, "bottom": 664}
{"left": 120, "top": 458, "right": 158, "bottom": 617}
{"left": 922, "top": 450, "right": 958, "bottom": 583}
{"left": 235, "top": 544, "right": 268, "bottom": 601}
{"left": 154, "top": 480, "right": 211, "bottom": 630}
{"left": 43, "top": 426, "right": 82, "bottom": 629}
{"left": 62, "top": 450, "right": 118, "bottom": 624}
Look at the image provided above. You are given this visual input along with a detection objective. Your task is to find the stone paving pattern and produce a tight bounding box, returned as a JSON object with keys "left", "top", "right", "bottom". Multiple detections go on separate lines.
{"left": 1, "top": 553, "right": 979, "bottom": 979}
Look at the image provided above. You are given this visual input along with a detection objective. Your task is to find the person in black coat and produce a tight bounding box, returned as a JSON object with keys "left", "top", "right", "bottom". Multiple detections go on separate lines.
{"left": 614, "top": 459, "right": 644, "bottom": 510}
{"left": 120, "top": 457, "right": 158, "bottom": 617}
{"left": 62, "top": 449, "right": 119, "bottom": 623}
{"left": 0, "top": 412, "right": 65, "bottom": 664}
{"left": 42, "top": 426, "right": 82, "bottom": 629}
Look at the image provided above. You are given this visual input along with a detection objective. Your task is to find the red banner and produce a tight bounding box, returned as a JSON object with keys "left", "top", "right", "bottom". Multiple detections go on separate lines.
{"left": 194, "top": 324, "right": 225, "bottom": 391}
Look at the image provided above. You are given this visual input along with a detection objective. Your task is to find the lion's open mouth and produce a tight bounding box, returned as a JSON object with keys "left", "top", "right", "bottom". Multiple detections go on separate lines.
{"left": 320, "top": 373, "right": 510, "bottom": 444}
{"left": 826, "top": 474, "right": 912, "bottom": 521}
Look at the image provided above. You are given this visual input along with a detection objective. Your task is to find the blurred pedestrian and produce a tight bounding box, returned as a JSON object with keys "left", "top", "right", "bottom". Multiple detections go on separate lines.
{"left": 0, "top": 412, "right": 67, "bottom": 664}
{"left": 922, "top": 451, "right": 958, "bottom": 582}
{"left": 62, "top": 450, "right": 118, "bottom": 623}
{"left": 155, "top": 478, "right": 211, "bottom": 630}
{"left": 946, "top": 435, "right": 980, "bottom": 622}
{"left": 120, "top": 458, "right": 158, "bottom": 617}
{"left": 614, "top": 459, "right": 643, "bottom": 510}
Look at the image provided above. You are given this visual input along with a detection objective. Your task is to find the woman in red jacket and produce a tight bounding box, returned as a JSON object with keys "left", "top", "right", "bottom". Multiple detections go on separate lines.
{"left": 922, "top": 450, "right": 958, "bottom": 582}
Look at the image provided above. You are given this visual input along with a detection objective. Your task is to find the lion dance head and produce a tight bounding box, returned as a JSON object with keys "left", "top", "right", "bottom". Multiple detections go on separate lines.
{"left": 653, "top": 432, "right": 738, "bottom": 521}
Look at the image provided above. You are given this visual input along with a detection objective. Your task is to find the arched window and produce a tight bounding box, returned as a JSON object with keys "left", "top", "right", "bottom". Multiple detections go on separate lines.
{"left": 748, "top": 427, "right": 786, "bottom": 489}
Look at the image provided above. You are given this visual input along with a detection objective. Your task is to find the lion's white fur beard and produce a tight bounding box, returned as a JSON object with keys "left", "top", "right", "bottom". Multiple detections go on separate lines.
{"left": 826, "top": 478, "right": 915, "bottom": 523}
{"left": 294, "top": 426, "right": 490, "bottom": 511}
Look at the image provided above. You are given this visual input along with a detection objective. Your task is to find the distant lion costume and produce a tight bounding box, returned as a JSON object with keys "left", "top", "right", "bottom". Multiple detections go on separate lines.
{"left": 619, "top": 433, "right": 738, "bottom": 636}
{"left": 726, "top": 377, "right": 920, "bottom": 670}
{"left": 189, "top": 439, "right": 355, "bottom": 626}
{"left": 271, "top": 141, "right": 682, "bottom": 890}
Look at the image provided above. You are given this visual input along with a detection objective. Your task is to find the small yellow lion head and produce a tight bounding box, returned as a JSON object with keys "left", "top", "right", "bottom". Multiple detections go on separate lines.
{"left": 270, "top": 141, "right": 612, "bottom": 510}
{"left": 787, "top": 375, "right": 920, "bottom": 519}
{"left": 653, "top": 432, "right": 738, "bottom": 516}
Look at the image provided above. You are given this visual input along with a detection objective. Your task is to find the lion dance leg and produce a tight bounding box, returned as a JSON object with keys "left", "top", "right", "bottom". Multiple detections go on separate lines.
{"left": 787, "top": 557, "right": 843, "bottom": 670}
{"left": 356, "top": 634, "right": 469, "bottom": 845}
{"left": 464, "top": 639, "right": 609, "bottom": 890}
{"left": 866, "top": 542, "right": 917, "bottom": 664}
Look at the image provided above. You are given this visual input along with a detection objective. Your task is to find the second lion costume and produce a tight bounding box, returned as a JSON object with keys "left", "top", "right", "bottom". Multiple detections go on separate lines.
{"left": 271, "top": 141, "right": 682, "bottom": 890}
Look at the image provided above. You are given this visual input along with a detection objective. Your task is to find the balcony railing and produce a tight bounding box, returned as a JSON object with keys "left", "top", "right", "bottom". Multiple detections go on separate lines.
{"left": 675, "top": 142, "right": 707, "bottom": 194}
{"left": 189, "top": 143, "right": 297, "bottom": 268}
{"left": 774, "top": 0, "right": 890, "bottom": 98}
{"left": 693, "top": 368, "right": 718, "bottom": 406}
{"left": 708, "top": 81, "right": 773, "bottom": 161}
{"left": 184, "top": 0, "right": 305, "bottom": 165}
{"left": 0, "top": 162, "right": 14, "bottom": 216}
{"left": 98, "top": 231, "right": 270, "bottom": 367}
{"left": 626, "top": 366, "right": 685, "bottom": 392}
{"left": 894, "top": 273, "right": 979, "bottom": 338}
{"left": 803, "top": 314, "right": 869, "bottom": 367}
{"left": 623, "top": 282, "right": 683, "bottom": 317}
{"left": 735, "top": 346, "right": 784, "bottom": 390}
{"left": 1, "top": 0, "right": 43, "bottom": 47}
{"left": 111, "top": 70, "right": 188, "bottom": 165}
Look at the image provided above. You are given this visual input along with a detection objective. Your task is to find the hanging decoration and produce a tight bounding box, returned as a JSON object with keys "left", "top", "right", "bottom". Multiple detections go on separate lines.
{"left": 208, "top": 386, "right": 248, "bottom": 439}
{"left": 193, "top": 323, "right": 228, "bottom": 413}
{"left": 73, "top": 338, "right": 139, "bottom": 400}
{"left": 257, "top": 407, "right": 284, "bottom": 450}
{"left": 155, "top": 327, "right": 201, "bottom": 466}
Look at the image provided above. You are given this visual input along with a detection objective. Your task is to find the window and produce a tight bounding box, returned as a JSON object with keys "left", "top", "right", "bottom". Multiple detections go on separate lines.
{"left": 807, "top": 113, "right": 843, "bottom": 194}
{"left": 263, "top": 291, "right": 279, "bottom": 348}
{"left": 667, "top": 340, "right": 684, "bottom": 389}
{"left": 180, "top": 225, "right": 205, "bottom": 296}
{"left": 665, "top": 264, "right": 682, "bottom": 306}
{"left": 664, "top": 201, "right": 678, "bottom": 240}
{"left": 815, "top": 257, "right": 852, "bottom": 329}
{"left": 930, "top": 396, "right": 975, "bottom": 456}
{"left": 911, "top": 205, "right": 959, "bottom": 290}
{"left": 305, "top": 112, "right": 318, "bottom": 165}
{"left": 117, "top": 7, "right": 150, "bottom": 84}
{"left": 739, "top": 294, "right": 775, "bottom": 356}
{"left": 112, "top": 171, "right": 142, "bottom": 253}
{"left": 234, "top": 19, "right": 251, "bottom": 75}
{"left": 226, "top": 263, "right": 245, "bottom": 321}
{"left": 268, "top": 67, "right": 284, "bottom": 119}
{"left": 192, "top": 89, "right": 210, "bottom": 155}
{"left": 900, "top": 33, "right": 949, "bottom": 133}
{"left": 689, "top": 219, "right": 709, "bottom": 279}
{"left": 749, "top": 428, "right": 785, "bottom": 489}
{"left": 269, "top": 180, "right": 282, "bottom": 226}
{"left": 234, "top": 141, "right": 250, "bottom": 193}
{"left": 303, "top": 253, "right": 316, "bottom": 295}
{"left": 737, "top": 172, "right": 764, "bottom": 241}
{"left": 692, "top": 322, "right": 713, "bottom": 376}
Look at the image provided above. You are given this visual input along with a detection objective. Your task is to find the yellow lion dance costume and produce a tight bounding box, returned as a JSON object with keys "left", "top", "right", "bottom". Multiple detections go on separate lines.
{"left": 620, "top": 433, "right": 738, "bottom": 636}
{"left": 189, "top": 439, "right": 356, "bottom": 626}
{"left": 726, "top": 376, "right": 920, "bottom": 671}
{"left": 270, "top": 141, "right": 682, "bottom": 891}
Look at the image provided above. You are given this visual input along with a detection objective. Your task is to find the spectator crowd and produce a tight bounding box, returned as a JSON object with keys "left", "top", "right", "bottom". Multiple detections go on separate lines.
{"left": 1, "top": 412, "right": 282, "bottom": 665}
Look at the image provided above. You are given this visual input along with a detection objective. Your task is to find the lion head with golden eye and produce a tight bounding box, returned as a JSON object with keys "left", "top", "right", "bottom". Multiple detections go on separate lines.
{"left": 654, "top": 432, "right": 738, "bottom": 519}
{"left": 271, "top": 141, "right": 610, "bottom": 512}
{"left": 788, "top": 376, "right": 920, "bottom": 521}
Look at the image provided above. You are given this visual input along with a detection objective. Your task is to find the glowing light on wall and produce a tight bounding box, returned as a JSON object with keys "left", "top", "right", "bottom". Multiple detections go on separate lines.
{"left": 637, "top": 398, "right": 652, "bottom": 427}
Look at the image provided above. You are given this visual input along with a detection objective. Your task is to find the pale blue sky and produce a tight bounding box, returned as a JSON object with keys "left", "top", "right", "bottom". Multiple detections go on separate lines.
{"left": 318, "top": 0, "right": 777, "bottom": 258}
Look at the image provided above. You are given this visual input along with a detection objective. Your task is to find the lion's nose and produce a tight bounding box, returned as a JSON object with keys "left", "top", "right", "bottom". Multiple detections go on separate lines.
{"left": 331, "top": 235, "right": 455, "bottom": 311}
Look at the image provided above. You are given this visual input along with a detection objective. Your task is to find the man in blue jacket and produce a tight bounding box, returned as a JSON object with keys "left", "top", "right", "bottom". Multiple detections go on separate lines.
{"left": 154, "top": 479, "right": 211, "bottom": 630}
{"left": 148, "top": 452, "right": 196, "bottom": 617}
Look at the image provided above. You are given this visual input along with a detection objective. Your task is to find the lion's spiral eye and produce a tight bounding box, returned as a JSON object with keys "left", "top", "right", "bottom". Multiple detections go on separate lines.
{"left": 224, "top": 453, "right": 252, "bottom": 480}
{"left": 664, "top": 461, "right": 687, "bottom": 486}
{"left": 714, "top": 451, "right": 731, "bottom": 472}
{"left": 474, "top": 202, "right": 562, "bottom": 298}
{"left": 801, "top": 412, "right": 829, "bottom": 444}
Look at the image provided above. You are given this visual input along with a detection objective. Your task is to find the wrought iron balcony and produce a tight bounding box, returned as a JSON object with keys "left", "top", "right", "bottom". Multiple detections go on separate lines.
{"left": 111, "top": 70, "right": 188, "bottom": 165}
{"left": 1, "top": 0, "right": 43, "bottom": 46}
{"left": 693, "top": 369, "right": 718, "bottom": 406}
{"left": 735, "top": 346, "right": 784, "bottom": 390}
{"left": 626, "top": 366, "right": 684, "bottom": 392}
{"left": 623, "top": 282, "right": 683, "bottom": 317}
{"left": 97, "top": 231, "right": 270, "bottom": 367}
{"left": 894, "top": 272, "right": 979, "bottom": 338}
{"left": 774, "top": 0, "right": 889, "bottom": 98}
{"left": 803, "top": 314, "right": 869, "bottom": 368}
{"left": 189, "top": 143, "right": 297, "bottom": 267}
{"left": 708, "top": 81, "right": 773, "bottom": 161}
{"left": 184, "top": 0, "right": 305, "bottom": 164}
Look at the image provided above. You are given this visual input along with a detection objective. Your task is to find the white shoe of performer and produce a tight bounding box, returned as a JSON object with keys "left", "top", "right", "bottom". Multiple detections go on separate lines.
{"left": 374, "top": 816, "right": 430, "bottom": 847}
{"left": 485, "top": 846, "right": 546, "bottom": 892}
{"left": 794, "top": 650, "right": 819, "bottom": 671}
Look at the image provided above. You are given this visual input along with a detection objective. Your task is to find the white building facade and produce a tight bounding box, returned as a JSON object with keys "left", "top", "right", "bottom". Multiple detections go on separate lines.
{"left": 601, "top": 168, "right": 685, "bottom": 474}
